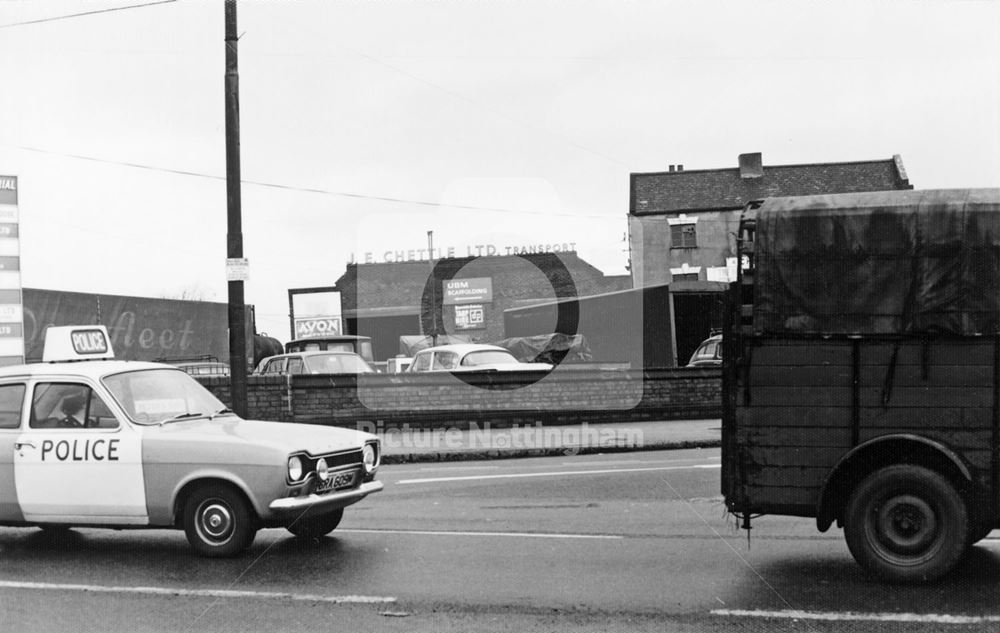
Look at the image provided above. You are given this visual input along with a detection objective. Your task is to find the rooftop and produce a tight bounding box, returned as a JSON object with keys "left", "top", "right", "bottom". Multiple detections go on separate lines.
{"left": 630, "top": 153, "right": 912, "bottom": 215}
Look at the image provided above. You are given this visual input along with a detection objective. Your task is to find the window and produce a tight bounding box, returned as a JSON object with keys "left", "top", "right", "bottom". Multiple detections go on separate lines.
{"left": 412, "top": 353, "right": 432, "bottom": 371}
{"left": 286, "top": 357, "right": 305, "bottom": 375}
{"left": 103, "top": 368, "right": 225, "bottom": 425}
{"left": 432, "top": 352, "right": 458, "bottom": 370}
{"left": 264, "top": 358, "right": 286, "bottom": 375}
{"left": 461, "top": 351, "right": 517, "bottom": 366}
{"left": 696, "top": 340, "right": 719, "bottom": 361}
{"left": 670, "top": 223, "right": 697, "bottom": 248}
{"left": 30, "top": 382, "right": 118, "bottom": 429}
{"left": 0, "top": 383, "right": 25, "bottom": 429}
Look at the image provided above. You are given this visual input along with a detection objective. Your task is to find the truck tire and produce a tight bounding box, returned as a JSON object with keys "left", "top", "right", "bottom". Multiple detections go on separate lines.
{"left": 183, "top": 484, "right": 257, "bottom": 557}
{"left": 286, "top": 508, "right": 344, "bottom": 538}
{"left": 844, "top": 465, "right": 968, "bottom": 583}
{"left": 968, "top": 521, "right": 994, "bottom": 546}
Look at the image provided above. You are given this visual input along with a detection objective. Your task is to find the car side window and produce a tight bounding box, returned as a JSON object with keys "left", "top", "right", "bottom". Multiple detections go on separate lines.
{"left": 710, "top": 340, "right": 721, "bottom": 359}
{"left": 412, "top": 353, "right": 431, "bottom": 371}
{"left": 702, "top": 340, "right": 719, "bottom": 359}
{"left": 87, "top": 393, "right": 118, "bottom": 428}
{"left": 30, "top": 382, "right": 119, "bottom": 430}
{"left": 0, "top": 383, "right": 25, "bottom": 429}
{"left": 264, "top": 359, "right": 285, "bottom": 375}
{"left": 433, "top": 352, "right": 458, "bottom": 370}
{"left": 287, "top": 357, "right": 305, "bottom": 375}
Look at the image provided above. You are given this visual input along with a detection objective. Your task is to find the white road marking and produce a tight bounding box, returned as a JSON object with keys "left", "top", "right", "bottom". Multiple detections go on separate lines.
{"left": 340, "top": 528, "right": 622, "bottom": 540}
{"left": 0, "top": 580, "right": 395, "bottom": 604}
{"left": 397, "top": 463, "right": 720, "bottom": 484}
{"left": 557, "top": 456, "right": 721, "bottom": 467}
{"left": 711, "top": 609, "right": 1000, "bottom": 624}
{"left": 385, "top": 465, "right": 503, "bottom": 474}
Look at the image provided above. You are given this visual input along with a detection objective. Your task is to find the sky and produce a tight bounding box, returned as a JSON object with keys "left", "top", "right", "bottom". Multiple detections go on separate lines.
{"left": 2, "top": 0, "right": 999, "bottom": 341}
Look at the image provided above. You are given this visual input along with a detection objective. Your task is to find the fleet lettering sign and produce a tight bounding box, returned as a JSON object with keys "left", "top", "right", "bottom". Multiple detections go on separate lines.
{"left": 71, "top": 329, "right": 109, "bottom": 355}
{"left": 443, "top": 278, "right": 493, "bottom": 305}
{"left": 294, "top": 317, "right": 342, "bottom": 338}
{"left": 348, "top": 241, "right": 578, "bottom": 264}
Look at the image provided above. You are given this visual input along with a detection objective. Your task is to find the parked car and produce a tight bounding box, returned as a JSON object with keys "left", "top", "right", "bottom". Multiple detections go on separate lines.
{"left": 408, "top": 344, "right": 552, "bottom": 373}
{"left": 174, "top": 360, "right": 231, "bottom": 377}
{"left": 154, "top": 355, "right": 231, "bottom": 377}
{"left": 686, "top": 334, "right": 722, "bottom": 367}
{"left": 0, "top": 325, "right": 382, "bottom": 557}
{"left": 284, "top": 335, "right": 375, "bottom": 364}
{"left": 255, "top": 351, "right": 376, "bottom": 375}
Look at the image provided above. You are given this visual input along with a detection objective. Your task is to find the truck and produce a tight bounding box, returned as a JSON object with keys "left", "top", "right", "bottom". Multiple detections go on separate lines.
{"left": 722, "top": 188, "right": 1000, "bottom": 582}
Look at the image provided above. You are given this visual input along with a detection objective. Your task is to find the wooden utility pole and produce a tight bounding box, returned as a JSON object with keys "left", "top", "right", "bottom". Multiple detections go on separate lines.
{"left": 427, "top": 230, "right": 438, "bottom": 346}
{"left": 224, "top": 0, "right": 248, "bottom": 416}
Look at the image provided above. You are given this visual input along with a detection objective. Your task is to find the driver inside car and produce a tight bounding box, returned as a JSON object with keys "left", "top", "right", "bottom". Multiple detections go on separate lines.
{"left": 58, "top": 393, "right": 87, "bottom": 428}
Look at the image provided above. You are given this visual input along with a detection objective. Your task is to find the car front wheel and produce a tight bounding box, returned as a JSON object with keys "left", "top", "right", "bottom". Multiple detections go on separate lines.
{"left": 183, "top": 484, "right": 257, "bottom": 557}
{"left": 844, "top": 464, "right": 968, "bottom": 583}
{"left": 286, "top": 508, "right": 344, "bottom": 538}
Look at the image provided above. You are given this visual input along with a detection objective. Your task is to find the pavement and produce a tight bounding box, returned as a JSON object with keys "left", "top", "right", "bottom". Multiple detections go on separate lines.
{"left": 378, "top": 418, "right": 721, "bottom": 463}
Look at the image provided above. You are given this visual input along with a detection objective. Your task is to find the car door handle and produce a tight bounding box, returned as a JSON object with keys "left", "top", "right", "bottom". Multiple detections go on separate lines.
{"left": 14, "top": 441, "right": 35, "bottom": 450}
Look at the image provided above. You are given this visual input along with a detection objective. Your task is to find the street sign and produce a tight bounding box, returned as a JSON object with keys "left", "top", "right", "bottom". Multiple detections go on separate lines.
{"left": 443, "top": 277, "right": 493, "bottom": 305}
{"left": 226, "top": 257, "right": 249, "bottom": 281}
{"left": 454, "top": 304, "right": 485, "bottom": 330}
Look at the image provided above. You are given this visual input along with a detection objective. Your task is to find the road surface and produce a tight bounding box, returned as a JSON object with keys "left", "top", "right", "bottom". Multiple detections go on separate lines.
{"left": 1, "top": 448, "right": 998, "bottom": 632}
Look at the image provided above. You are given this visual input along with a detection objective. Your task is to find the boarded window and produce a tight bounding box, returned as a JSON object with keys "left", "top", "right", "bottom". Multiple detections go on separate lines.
{"left": 670, "top": 224, "right": 697, "bottom": 248}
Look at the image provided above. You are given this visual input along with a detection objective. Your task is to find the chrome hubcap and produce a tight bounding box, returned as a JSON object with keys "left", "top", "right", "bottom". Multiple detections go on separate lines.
{"left": 198, "top": 501, "right": 234, "bottom": 542}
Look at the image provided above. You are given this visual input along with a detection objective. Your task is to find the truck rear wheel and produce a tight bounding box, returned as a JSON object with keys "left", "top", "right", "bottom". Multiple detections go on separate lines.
{"left": 967, "top": 521, "right": 994, "bottom": 546}
{"left": 844, "top": 465, "right": 968, "bottom": 583}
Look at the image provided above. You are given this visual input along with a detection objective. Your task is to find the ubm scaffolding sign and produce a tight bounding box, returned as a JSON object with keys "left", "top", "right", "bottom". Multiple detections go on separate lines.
{"left": 0, "top": 176, "right": 24, "bottom": 366}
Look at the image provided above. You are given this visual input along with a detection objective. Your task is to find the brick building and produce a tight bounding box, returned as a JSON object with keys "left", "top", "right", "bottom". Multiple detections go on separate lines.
{"left": 334, "top": 251, "right": 630, "bottom": 362}
{"left": 628, "top": 152, "right": 914, "bottom": 362}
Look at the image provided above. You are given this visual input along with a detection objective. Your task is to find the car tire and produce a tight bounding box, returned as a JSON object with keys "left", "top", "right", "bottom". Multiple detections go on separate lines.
{"left": 183, "top": 484, "right": 257, "bottom": 557}
{"left": 844, "top": 464, "right": 968, "bottom": 583}
{"left": 286, "top": 508, "right": 344, "bottom": 538}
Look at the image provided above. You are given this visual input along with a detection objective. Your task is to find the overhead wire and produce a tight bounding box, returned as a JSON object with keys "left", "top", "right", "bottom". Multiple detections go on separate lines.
{"left": 0, "top": 0, "right": 176, "bottom": 29}
{"left": 6, "top": 2, "right": 630, "bottom": 222}
{"left": 12, "top": 145, "right": 623, "bottom": 220}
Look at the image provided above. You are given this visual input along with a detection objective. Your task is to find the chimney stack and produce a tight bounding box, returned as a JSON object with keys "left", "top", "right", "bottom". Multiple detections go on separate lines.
{"left": 738, "top": 152, "right": 763, "bottom": 179}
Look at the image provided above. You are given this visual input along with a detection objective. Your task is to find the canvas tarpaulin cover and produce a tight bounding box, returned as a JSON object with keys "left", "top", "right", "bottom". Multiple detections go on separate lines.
{"left": 753, "top": 188, "right": 1000, "bottom": 335}
{"left": 496, "top": 333, "right": 593, "bottom": 364}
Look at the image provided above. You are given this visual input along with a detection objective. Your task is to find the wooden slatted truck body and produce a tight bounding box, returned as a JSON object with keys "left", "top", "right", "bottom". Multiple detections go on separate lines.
{"left": 722, "top": 188, "right": 1000, "bottom": 582}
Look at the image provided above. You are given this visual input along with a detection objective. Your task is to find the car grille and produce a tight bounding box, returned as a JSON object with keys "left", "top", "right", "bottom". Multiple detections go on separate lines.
{"left": 319, "top": 449, "right": 363, "bottom": 469}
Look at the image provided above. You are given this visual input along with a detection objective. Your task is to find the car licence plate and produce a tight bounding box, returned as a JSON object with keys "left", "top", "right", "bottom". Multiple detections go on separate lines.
{"left": 315, "top": 469, "right": 358, "bottom": 494}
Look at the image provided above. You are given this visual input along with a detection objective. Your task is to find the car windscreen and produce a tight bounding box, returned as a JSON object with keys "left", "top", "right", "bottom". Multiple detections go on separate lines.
{"left": 460, "top": 350, "right": 518, "bottom": 366}
{"left": 103, "top": 368, "right": 229, "bottom": 425}
{"left": 304, "top": 353, "right": 372, "bottom": 374}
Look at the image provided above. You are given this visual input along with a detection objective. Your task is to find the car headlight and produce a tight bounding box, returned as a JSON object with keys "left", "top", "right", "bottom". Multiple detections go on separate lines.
{"left": 316, "top": 457, "right": 330, "bottom": 482}
{"left": 362, "top": 443, "right": 378, "bottom": 474}
{"left": 287, "top": 455, "right": 304, "bottom": 482}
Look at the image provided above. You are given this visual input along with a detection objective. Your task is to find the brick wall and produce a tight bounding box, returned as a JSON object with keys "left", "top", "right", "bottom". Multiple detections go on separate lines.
{"left": 197, "top": 368, "right": 721, "bottom": 430}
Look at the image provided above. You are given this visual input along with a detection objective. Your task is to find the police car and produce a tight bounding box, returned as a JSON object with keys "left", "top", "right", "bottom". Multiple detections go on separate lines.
{"left": 0, "top": 326, "right": 382, "bottom": 557}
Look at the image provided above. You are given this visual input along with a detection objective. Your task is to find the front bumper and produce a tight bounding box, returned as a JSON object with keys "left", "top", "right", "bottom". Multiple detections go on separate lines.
{"left": 268, "top": 480, "right": 384, "bottom": 516}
